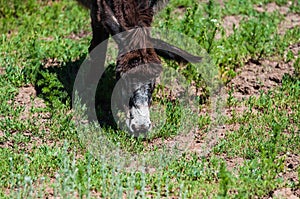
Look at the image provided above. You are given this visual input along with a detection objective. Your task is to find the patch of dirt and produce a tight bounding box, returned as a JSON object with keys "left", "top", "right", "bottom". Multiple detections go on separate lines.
{"left": 253, "top": 2, "right": 300, "bottom": 35}
{"left": 0, "top": 85, "right": 57, "bottom": 151}
{"left": 173, "top": 5, "right": 186, "bottom": 20}
{"left": 223, "top": 156, "right": 244, "bottom": 174}
{"left": 270, "top": 188, "right": 299, "bottom": 199}
{"left": 191, "top": 123, "right": 239, "bottom": 155}
{"left": 14, "top": 85, "right": 47, "bottom": 115}
{"left": 226, "top": 157, "right": 244, "bottom": 171}
{"left": 287, "top": 43, "right": 300, "bottom": 59}
{"left": 215, "top": 15, "right": 242, "bottom": 39}
{"left": 217, "top": 2, "right": 300, "bottom": 39}
{"left": 65, "top": 30, "right": 91, "bottom": 40}
{"left": 229, "top": 59, "right": 295, "bottom": 100}
{"left": 147, "top": 130, "right": 195, "bottom": 154}
{"left": 254, "top": 2, "right": 290, "bottom": 15}
{"left": 269, "top": 154, "right": 300, "bottom": 199}
{"left": 224, "top": 105, "right": 250, "bottom": 118}
{"left": 279, "top": 13, "right": 300, "bottom": 35}
{"left": 282, "top": 154, "right": 299, "bottom": 187}
{"left": 221, "top": 15, "right": 242, "bottom": 37}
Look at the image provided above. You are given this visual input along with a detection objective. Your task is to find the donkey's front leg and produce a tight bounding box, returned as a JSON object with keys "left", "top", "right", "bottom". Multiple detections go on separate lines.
{"left": 86, "top": 0, "right": 110, "bottom": 86}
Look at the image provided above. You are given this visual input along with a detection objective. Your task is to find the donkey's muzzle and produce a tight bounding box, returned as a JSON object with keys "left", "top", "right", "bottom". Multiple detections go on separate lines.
{"left": 127, "top": 105, "right": 152, "bottom": 136}
{"left": 130, "top": 121, "right": 152, "bottom": 133}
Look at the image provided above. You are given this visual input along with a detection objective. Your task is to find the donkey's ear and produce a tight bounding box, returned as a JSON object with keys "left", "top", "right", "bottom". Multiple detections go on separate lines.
{"left": 152, "top": 38, "right": 202, "bottom": 64}
{"left": 100, "top": 0, "right": 124, "bottom": 42}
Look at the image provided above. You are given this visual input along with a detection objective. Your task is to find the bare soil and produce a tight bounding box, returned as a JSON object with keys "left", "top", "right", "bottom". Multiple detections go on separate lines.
{"left": 13, "top": 85, "right": 47, "bottom": 118}
{"left": 270, "top": 188, "right": 299, "bottom": 199}
{"left": 229, "top": 59, "right": 295, "bottom": 100}
{"left": 254, "top": 2, "right": 290, "bottom": 14}
{"left": 222, "top": 15, "right": 242, "bottom": 37}
{"left": 173, "top": 5, "right": 186, "bottom": 20}
{"left": 65, "top": 30, "right": 91, "bottom": 40}
{"left": 254, "top": 2, "right": 300, "bottom": 35}
{"left": 1, "top": 85, "right": 56, "bottom": 151}
{"left": 222, "top": 2, "right": 300, "bottom": 38}
{"left": 279, "top": 13, "right": 300, "bottom": 35}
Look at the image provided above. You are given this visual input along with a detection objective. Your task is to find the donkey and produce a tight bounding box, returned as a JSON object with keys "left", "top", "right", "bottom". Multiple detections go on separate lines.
{"left": 78, "top": 0, "right": 201, "bottom": 136}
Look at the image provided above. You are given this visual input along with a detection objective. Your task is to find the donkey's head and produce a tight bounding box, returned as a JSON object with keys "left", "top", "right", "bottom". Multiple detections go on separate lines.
{"left": 100, "top": 0, "right": 201, "bottom": 136}
{"left": 116, "top": 48, "right": 162, "bottom": 135}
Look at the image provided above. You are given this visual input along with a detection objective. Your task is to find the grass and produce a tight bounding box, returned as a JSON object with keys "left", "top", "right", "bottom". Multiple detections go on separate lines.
{"left": 0, "top": 0, "right": 299, "bottom": 198}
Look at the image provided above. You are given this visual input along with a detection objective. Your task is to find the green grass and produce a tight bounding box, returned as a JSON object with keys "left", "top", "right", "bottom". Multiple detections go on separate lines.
{"left": 0, "top": 0, "right": 299, "bottom": 198}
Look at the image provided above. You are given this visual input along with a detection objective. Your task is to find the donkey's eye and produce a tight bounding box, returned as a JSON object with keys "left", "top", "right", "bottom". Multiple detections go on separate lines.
{"left": 129, "top": 58, "right": 140, "bottom": 65}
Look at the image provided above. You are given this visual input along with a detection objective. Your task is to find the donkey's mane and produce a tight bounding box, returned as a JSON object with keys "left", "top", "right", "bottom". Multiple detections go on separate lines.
{"left": 113, "top": 0, "right": 154, "bottom": 29}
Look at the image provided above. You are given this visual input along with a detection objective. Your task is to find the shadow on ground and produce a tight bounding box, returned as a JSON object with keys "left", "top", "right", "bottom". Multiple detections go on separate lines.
{"left": 24, "top": 55, "right": 118, "bottom": 129}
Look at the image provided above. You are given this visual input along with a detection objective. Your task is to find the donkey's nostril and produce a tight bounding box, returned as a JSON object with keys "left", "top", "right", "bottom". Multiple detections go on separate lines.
{"left": 130, "top": 122, "right": 151, "bottom": 133}
{"left": 131, "top": 124, "right": 136, "bottom": 131}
